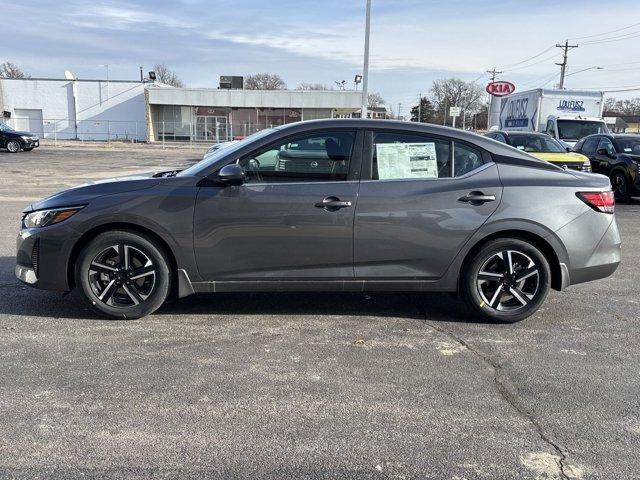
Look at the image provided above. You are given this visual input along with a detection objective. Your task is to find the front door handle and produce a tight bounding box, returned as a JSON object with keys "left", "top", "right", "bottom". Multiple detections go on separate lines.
{"left": 315, "top": 196, "right": 352, "bottom": 211}
{"left": 458, "top": 191, "right": 496, "bottom": 205}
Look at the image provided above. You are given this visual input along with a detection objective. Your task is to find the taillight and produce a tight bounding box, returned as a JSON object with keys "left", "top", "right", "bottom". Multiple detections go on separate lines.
{"left": 576, "top": 191, "right": 615, "bottom": 214}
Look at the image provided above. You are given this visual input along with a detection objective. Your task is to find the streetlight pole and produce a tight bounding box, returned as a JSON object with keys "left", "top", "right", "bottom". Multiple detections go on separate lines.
{"left": 100, "top": 64, "right": 110, "bottom": 101}
{"left": 361, "top": 0, "right": 372, "bottom": 120}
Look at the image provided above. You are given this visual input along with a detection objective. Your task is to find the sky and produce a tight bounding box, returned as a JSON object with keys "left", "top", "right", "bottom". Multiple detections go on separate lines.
{"left": 4, "top": 0, "right": 640, "bottom": 117}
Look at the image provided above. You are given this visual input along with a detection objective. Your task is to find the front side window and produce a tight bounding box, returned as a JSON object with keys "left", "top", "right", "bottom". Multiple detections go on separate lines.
{"left": 372, "top": 133, "right": 451, "bottom": 180}
{"left": 598, "top": 137, "right": 616, "bottom": 156}
{"left": 546, "top": 120, "right": 556, "bottom": 137}
{"left": 240, "top": 130, "right": 355, "bottom": 184}
{"left": 581, "top": 137, "right": 600, "bottom": 154}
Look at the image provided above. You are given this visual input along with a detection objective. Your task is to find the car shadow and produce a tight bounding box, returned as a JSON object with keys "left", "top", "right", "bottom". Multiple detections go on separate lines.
{"left": 0, "top": 256, "right": 481, "bottom": 324}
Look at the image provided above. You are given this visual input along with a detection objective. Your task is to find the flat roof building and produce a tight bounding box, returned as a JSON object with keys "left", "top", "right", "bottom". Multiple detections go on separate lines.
{"left": 0, "top": 78, "right": 362, "bottom": 143}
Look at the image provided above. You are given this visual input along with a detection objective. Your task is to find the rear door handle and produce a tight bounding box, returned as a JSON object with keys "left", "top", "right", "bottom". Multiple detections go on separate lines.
{"left": 458, "top": 191, "right": 496, "bottom": 205}
{"left": 315, "top": 196, "right": 352, "bottom": 211}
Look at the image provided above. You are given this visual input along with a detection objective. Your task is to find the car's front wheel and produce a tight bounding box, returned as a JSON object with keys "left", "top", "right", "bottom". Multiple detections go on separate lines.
{"left": 462, "top": 238, "right": 551, "bottom": 323}
{"left": 6, "top": 140, "right": 20, "bottom": 153}
{"left": 75, "top": 230, "right": 171, "bottom": 319}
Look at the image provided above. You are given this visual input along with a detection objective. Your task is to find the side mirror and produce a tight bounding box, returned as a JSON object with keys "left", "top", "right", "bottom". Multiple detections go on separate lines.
{"left": 216, "top": 163, "right": 245, "bottom": 186}
{"left": 565, "top": 147, "right": 571, "bottom": 152}
{"left": 596, "top": 148, "right": 609, "bottom": 156}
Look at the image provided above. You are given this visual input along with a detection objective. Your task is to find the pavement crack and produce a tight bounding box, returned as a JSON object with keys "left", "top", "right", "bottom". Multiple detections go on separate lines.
{"left": 424, "top": 319, "right": 571, "bottom": 480}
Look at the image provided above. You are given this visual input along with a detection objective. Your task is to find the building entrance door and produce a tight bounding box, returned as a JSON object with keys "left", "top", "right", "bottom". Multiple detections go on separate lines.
{"left": 195, "top": 116, "right": 228, "bottom": 142}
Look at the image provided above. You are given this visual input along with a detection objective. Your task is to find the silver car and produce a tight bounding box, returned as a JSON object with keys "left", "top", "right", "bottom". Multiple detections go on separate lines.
{"left": 16, "top": 119, "right": 620, "bottom": 322}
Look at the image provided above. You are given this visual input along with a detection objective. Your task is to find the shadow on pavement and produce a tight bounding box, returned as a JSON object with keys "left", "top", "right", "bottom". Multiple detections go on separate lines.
{"left": 0, "top": 255, "right": 482, "bottom": 323}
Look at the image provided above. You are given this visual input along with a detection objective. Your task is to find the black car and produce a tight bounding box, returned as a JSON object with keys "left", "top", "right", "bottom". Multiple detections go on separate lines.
{"left": 0, "top": 122, "right": 40, "bottom": 153}
{"left": 573, "top": 134, "right": 640, "bottom": 201}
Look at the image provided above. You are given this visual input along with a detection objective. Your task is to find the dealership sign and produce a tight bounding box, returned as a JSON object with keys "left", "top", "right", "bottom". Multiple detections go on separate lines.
{"left": 486, "top": 81, "right": 516, "bottom": 97}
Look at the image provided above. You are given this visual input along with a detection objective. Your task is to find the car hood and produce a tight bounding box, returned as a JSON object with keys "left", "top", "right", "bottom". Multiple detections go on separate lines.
{"left": 25, "top": 172, "right": 161, "bottom": 212}
{"left": 530, "top": 152, "right": 588, "bottom": 164}
{"left": 7, "top": 130, "right": 35, "bottom": 137}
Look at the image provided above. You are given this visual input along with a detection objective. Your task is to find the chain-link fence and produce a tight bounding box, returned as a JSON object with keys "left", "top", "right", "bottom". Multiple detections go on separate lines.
{"left": 10, "top": 117, "right": 281, "bottom": 145}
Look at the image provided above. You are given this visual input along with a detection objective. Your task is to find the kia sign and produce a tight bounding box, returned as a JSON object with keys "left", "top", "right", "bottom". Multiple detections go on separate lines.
{"left": 486, "top": 81, "right": 516, "bottom": 97}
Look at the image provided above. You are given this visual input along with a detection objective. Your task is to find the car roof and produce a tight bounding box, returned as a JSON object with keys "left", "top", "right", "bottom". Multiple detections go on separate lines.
{"left": 490, "top": 131, "right": 550, "bottom": 138}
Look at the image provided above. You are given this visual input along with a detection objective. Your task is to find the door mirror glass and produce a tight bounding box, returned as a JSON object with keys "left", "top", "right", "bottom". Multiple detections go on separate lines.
{"left": 217, "top": 163, "right": 245, "bottom": 186}
{"left": 596, "top": 148, "right": 608, "bottom": 156}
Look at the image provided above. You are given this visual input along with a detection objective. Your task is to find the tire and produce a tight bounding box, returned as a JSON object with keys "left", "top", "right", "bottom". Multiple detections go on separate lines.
{"left": 6, "top": 140, "right": 20, "bottom": 153}
{"left": 462, "top": 238, "right": 551, "bottom": 323}
{"left": 611, "top": 171, "right": 630, "bottom": 202}
{"left": 74, "top": 230, "right": 171, "bottom": 319}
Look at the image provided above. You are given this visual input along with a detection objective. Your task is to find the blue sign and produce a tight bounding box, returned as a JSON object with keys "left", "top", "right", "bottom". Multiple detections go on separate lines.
{"left": 557, "top": 100, "right": 585, "bottom": 112}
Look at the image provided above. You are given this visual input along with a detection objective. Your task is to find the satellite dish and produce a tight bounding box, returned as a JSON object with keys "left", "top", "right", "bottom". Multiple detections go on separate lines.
{"left": 64, "top": 70, "right": 76, "bottom": 81}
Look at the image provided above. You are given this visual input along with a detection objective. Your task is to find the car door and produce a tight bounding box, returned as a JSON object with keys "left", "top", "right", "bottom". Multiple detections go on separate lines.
{"left": 193, "top": 128, "right": 362, "bottom": 281}
{"left": 354, "top": 130, "right": 502, "bottom": 280}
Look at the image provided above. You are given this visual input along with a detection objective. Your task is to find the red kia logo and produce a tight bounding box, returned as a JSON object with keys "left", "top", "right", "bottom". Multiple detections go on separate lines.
{"left": 486, "top": 81, "right": 516, "bottom": 97}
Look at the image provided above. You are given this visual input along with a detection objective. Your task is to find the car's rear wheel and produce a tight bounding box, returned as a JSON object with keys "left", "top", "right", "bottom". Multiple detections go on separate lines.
{"left": 6, "top": 140, "right": 20, "bottom": 153}
{"left": 611, "top": 171, "right": 630, "bottom": 202}
{"left": 462, "top": 238, "right": 551, "bottom": 323}
{"left": 75, "top": 230, "right": 171, "bottom": 319}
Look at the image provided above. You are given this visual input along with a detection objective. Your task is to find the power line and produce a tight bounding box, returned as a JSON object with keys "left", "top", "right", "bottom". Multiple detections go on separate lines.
{"left": 581, "top": 31, "right": 640, "bottom": 45}
{"left": 569, "top": 21, "right": 640, "bottom": 40}
{"left": 501, "top": 52, "right": 561, "bottom": 73}
{"left": 496, "top": 45, "right": 555, "bottom": 70}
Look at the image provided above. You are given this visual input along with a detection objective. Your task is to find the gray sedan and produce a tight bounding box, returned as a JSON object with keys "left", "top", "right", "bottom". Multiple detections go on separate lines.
{"left": 16, "top": 119, "right": 620, "bottom": 323}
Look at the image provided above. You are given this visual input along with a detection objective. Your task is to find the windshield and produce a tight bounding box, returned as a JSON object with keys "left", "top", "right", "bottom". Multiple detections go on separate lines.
{"left": 509, "top": 134, "right": 565, "bottom": 153}
{"left": 615, "top": 136, "right": 640, "bottom": 156}
{"left": 557, "top": 120, "right": 607, "bottom": 141}
{"left": 178, "top": 129, "right": 275, "bottom": 177}
{"left": 0, "top": 123, "right": 15, "bottom": 132}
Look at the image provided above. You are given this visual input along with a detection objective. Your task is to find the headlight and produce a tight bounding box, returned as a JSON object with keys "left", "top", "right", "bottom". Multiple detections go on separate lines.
{"left": 21, "top": 135, "right": 31, "bottom": 141}
{"left": 22, "top": 207, "right": 83, "bottom": 228}
{"left": 581, "top": 161, "right": 592, "bottom": 173}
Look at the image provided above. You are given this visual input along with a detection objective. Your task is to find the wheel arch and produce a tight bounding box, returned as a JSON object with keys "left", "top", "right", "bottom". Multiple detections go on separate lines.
{"left": 66, "top": 222, "right": 178, "bottom": 293}
{"left": 458, "top": 229, "right": 564, "bottom": 292}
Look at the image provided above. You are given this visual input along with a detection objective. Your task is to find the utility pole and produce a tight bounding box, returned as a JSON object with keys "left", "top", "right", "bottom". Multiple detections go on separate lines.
{"left": 556, "top": 40, "right": 578, "bottom": 89}
{"left": 417, "top": 93, "right": 422, "bottom": 123}
{"left": 140, "top": 66, "right": 144, "bottom": 82}
{"left": 486, "top": 67, "right": 502, "bottom": 129}
{"left": 397, "top": 103, "right": 402, "bottom": 120}
{"left": 361, "top": 0, "right": 372, "bottom": 120}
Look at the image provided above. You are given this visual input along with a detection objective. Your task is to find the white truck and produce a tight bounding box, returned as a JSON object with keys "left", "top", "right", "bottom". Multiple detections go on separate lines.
{"left": 496, "top": 89, "right": 609, "bottom": 147}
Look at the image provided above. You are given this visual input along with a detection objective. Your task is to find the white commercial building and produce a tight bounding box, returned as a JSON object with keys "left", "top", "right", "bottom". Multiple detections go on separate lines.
{"left": 0, "top": 78, "right": 146, "bottom": 141}
{"left": 0, "top": 78, "right": 362, "bottom": 143}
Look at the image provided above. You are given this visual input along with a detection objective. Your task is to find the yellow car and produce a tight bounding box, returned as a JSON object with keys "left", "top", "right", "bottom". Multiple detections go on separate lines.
{"left": 485, "top": 131, "right": 591, "bottom": 172}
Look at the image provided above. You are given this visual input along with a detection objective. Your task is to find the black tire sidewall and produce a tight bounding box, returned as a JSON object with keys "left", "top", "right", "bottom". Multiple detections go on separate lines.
{"left": 75, "top": 230, "right": 171, "bottom": 319}
{"left": 612, "top": 172, "right": 630, "bottom": 202}
{"left": 463, "top": 238, "right": 551, "bottom": 323}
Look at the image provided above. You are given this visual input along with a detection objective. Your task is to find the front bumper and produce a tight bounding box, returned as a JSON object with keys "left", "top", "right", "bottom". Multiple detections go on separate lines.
{"left": 22, "top": 138, "right": 39, "bottom": 149}
{"left": 15, "top": 225, "right": 78, "bottom": 292}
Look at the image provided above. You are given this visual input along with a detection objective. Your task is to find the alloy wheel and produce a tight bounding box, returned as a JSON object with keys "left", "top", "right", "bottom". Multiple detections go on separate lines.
{"left": 7, "top": 140, "right": 20, "bottom": 153}
{"left": 613, "top": 174, "right": 627, "bottom": 198}
{"left": 88, "top": 244, "right": 156, "bottom": 308}
{"left": 476, "top": 250, "right": 540, "bottom": 312}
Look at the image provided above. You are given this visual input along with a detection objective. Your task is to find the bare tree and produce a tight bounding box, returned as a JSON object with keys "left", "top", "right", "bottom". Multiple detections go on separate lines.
{"left": 296, "top": 83, "right": 333, "bottom": 91}
{"left": 604, "top": 97, "right": 640, "bottom": 115}
{"left": 153, "top": 63, "right": 184, "bottom": 88}
{"left": 367, "top": 92, "right": 385, "bottom": 108}
{"left": 244, "top": 73, "right": 287, "bottom": 90}
{"left": 430, "top": 78, "right": 485, "bottom": 127}
{"left": 0, "top": 62, "right": 31, "bottom": 79}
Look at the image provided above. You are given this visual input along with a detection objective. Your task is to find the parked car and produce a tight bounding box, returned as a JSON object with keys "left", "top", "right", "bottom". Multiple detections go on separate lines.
{"left": 16, "top": 119, "right": 620, "bottom": 323}
{"left": 484, "top": 130, "right": 591, "bottom": 171}
{"left": 573, "top": 133, "right": 640, "bottom": 201}
{"left": 0, "top": 122, "right": 40, "bottom": 153}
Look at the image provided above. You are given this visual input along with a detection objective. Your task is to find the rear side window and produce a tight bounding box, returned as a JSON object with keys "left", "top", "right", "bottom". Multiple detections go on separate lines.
{"left": 372, "top": 133, "right": 451, "bottom": 180}
{"left": 454, "top": 142, "right": 484, "bottom": 177}
{"left": 581, "top": 137, "right": 599, "bottom": 154}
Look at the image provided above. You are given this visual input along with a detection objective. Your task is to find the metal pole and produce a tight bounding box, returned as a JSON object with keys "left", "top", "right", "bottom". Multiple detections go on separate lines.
{"left": 417, "top": 93, "right": 421, "bottom": 123}
{"left": 361, "top": 0, "right": 372, "bottom": 119}
{"left": 452, "top": 115, "right": 456, "bottom": 129}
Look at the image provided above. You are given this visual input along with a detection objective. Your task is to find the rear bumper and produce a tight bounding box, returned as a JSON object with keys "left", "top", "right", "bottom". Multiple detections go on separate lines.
{"left": 556, "top": 211, "right": 621, "bottom": 287}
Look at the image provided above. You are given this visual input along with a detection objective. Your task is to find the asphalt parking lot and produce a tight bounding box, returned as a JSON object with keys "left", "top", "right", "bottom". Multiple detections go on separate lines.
{"left": 0, "top": 145, "right": 639, "bottom": 480}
